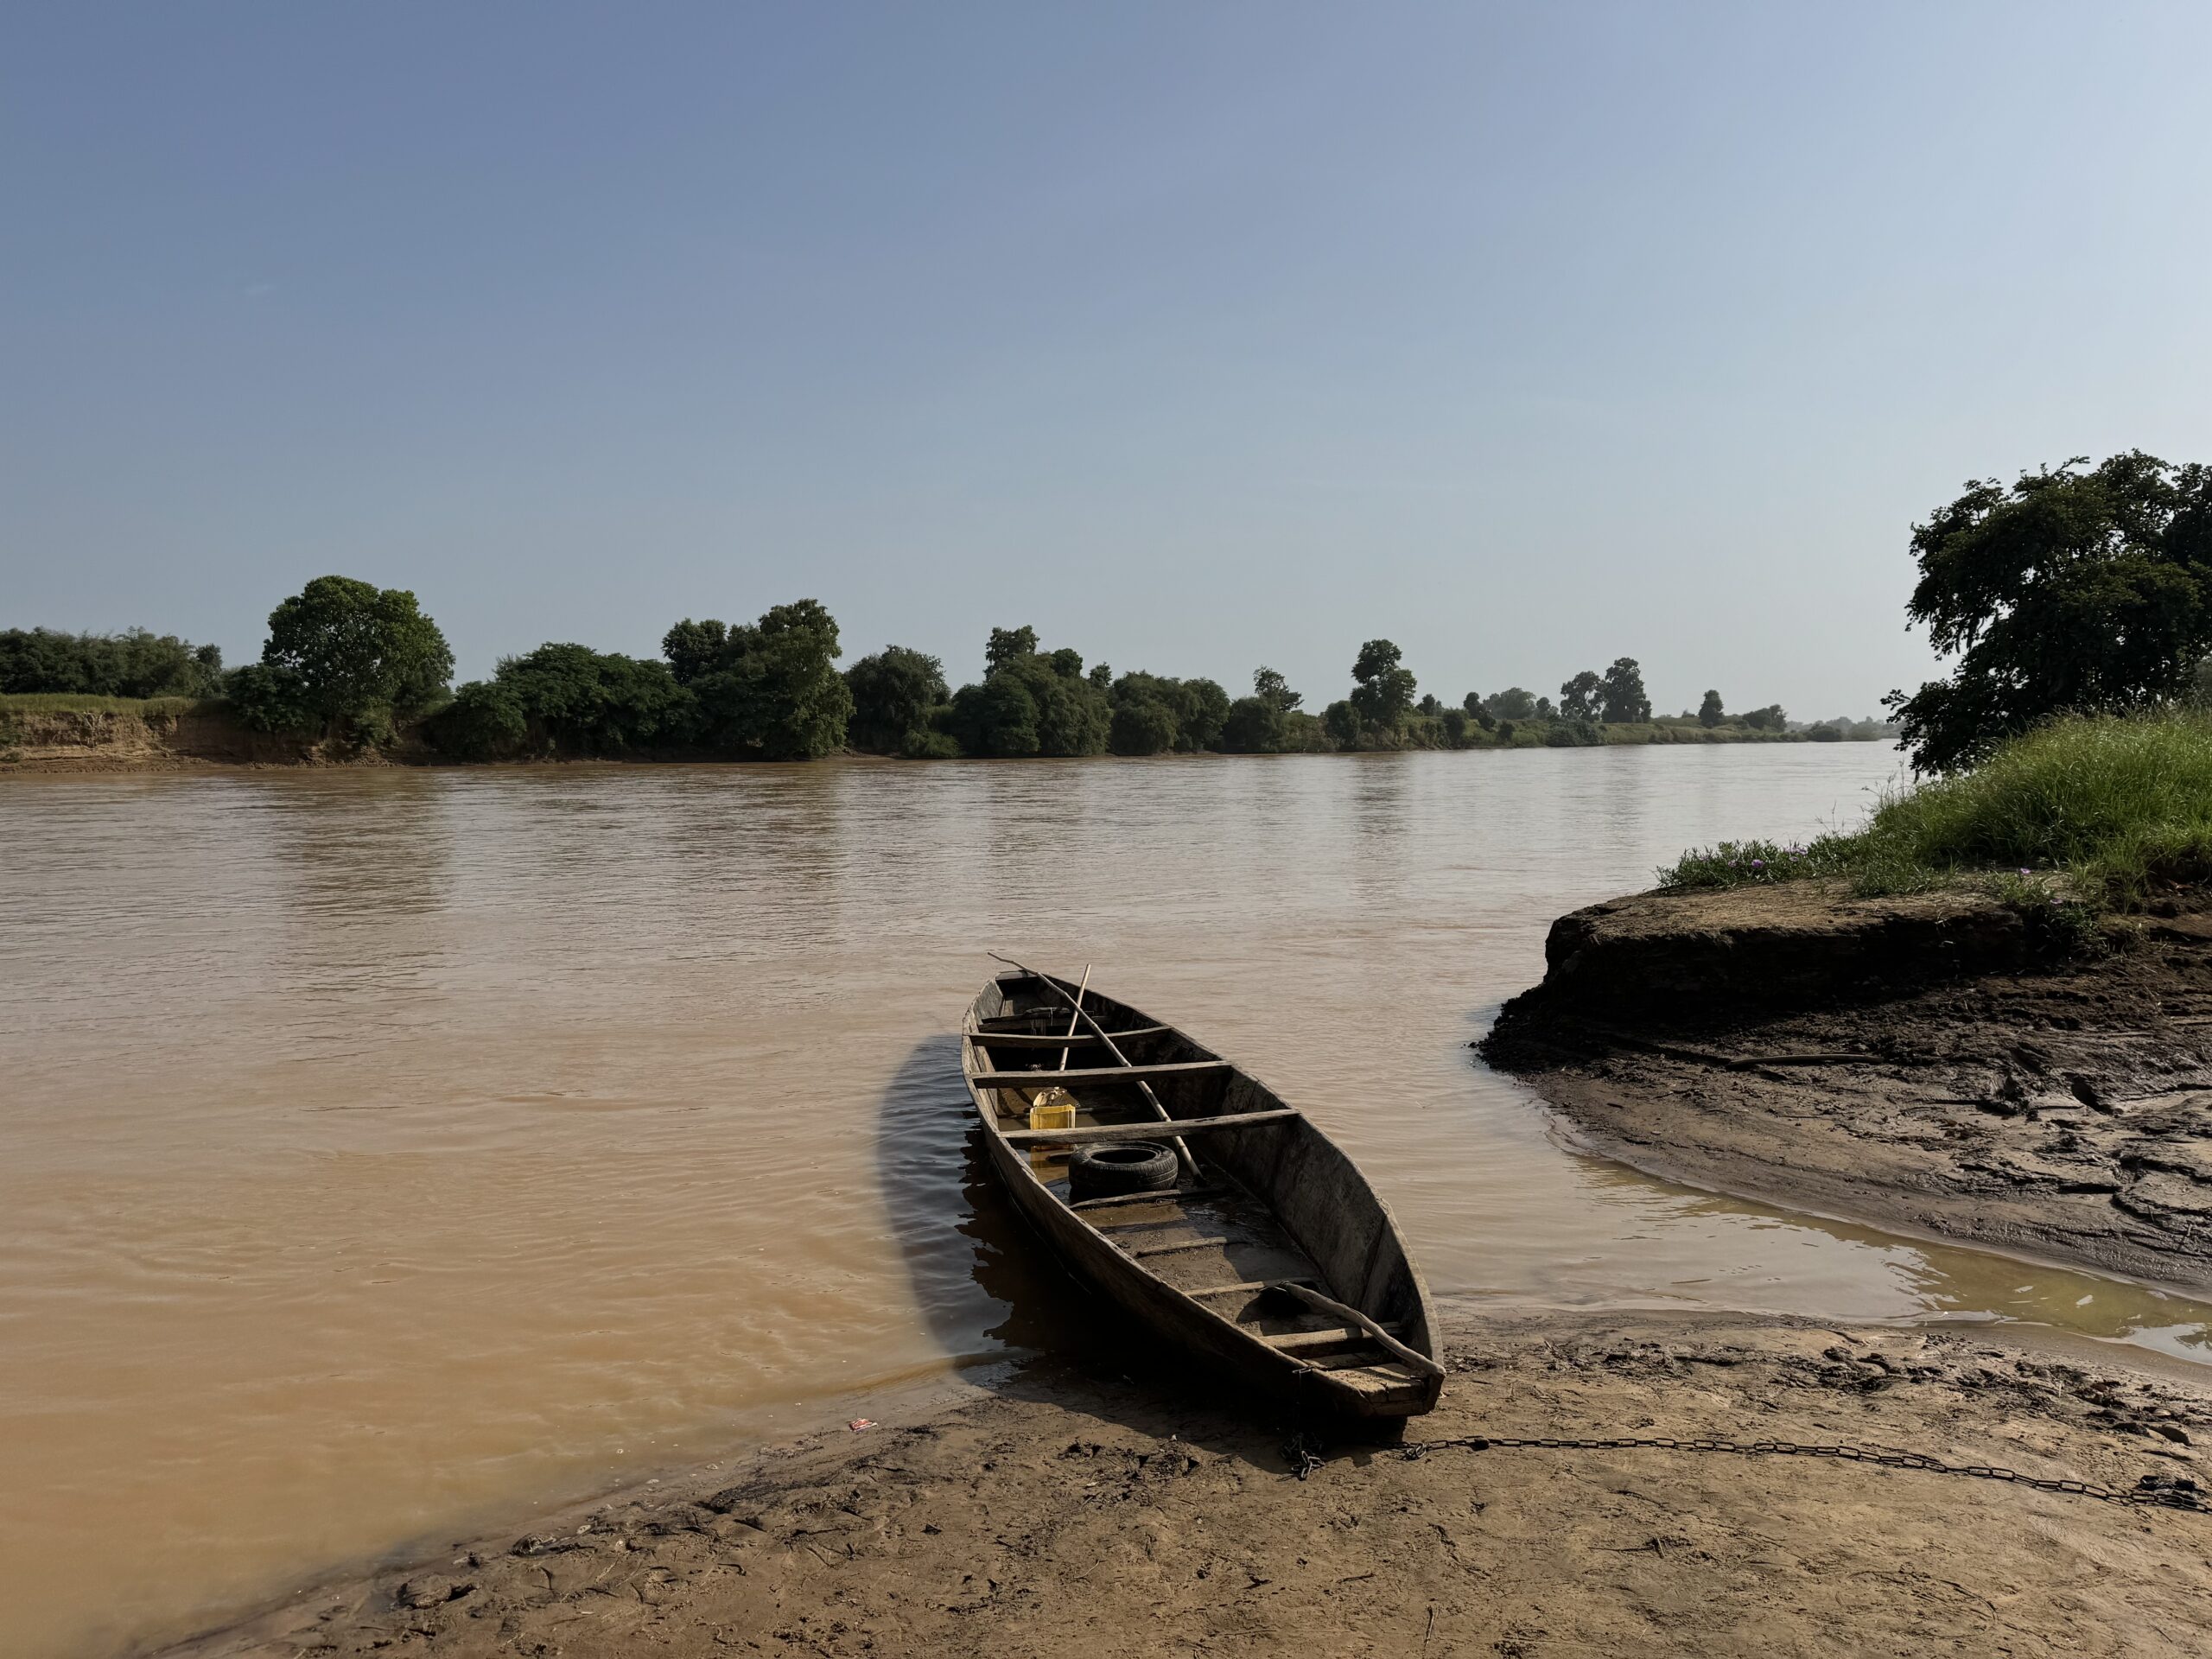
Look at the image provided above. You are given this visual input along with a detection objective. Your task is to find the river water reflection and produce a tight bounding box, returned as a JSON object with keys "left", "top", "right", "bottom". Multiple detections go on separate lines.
{"left": 4, "top": 747, "right": 2208, "bottom": 1655}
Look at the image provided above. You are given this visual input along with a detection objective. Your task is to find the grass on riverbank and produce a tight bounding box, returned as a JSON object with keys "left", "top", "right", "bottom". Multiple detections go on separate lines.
{"left": 1658, "top": 710, "right": 2212, "bottom": 912}
{"left": 0, "top": 692, "right": 217, "bottom": 717}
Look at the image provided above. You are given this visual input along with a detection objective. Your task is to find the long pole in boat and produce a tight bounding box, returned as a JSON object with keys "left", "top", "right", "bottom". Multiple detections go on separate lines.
{"left": 988, "top": 952, "right": 1200, "bottom": 1181}
{"left": 1056, "top": 963, "right": 1092, "bottom": 1073}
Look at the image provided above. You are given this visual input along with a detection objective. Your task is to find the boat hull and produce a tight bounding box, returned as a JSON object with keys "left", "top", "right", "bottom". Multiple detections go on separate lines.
{"left": 962, "top": 970, "right": 1442, "bottom": 1421}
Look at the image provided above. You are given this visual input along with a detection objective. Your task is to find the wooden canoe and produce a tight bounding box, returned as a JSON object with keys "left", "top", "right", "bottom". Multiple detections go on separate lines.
{"left": 961, "top": 966, "right": 1444, "bottom": 1421}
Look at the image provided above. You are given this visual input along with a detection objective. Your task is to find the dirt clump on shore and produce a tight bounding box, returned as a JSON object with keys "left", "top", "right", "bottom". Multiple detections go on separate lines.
{"left": 1483, "top": 884, "right": 2212, "bottom": 1294}
{"left": 164, "top": 1311, "right": 2210, "bottom": 1659}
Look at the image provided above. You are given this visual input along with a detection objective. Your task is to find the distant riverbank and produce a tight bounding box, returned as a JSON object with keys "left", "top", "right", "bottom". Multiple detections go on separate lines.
{"left": 0, "top": 695, "right": 1890, "bottom": 772}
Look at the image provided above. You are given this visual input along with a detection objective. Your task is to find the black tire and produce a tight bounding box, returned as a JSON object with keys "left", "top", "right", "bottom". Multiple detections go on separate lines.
{"left": 1068, "top": 1141, "right": 1177, "bottom": 1202}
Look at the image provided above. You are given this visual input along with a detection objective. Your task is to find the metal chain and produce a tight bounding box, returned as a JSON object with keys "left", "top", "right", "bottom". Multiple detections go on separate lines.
{"left": 1287, "top": 1432, "right": 2206, "bottom": 1512}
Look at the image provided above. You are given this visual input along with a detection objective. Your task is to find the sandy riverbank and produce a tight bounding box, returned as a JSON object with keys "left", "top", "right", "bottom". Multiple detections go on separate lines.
{"left": 158, "top": 1307, "right": 2208, "bottom": 1659}
{"left": 0, "top": 706, "right": 335, "bottom": 771}
{"left": 1483, "top": 883, "right": 2212, "bottom": 1295}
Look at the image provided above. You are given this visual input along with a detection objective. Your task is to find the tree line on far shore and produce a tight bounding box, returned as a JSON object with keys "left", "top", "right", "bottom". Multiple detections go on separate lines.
{"left": 2, "top": 577, "right": 1886, "bottom": 762}
{"left": 18, "top": 448, "right": 2209, "bottom": 773}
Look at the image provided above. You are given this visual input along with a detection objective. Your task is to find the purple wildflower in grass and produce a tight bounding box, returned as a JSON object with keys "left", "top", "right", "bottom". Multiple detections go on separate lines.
{"left": 2020, "top": 868, "right": 2032, "bottom": 876}
{"left": 1749, "top": 859, "right": 1765, "bottom": 869}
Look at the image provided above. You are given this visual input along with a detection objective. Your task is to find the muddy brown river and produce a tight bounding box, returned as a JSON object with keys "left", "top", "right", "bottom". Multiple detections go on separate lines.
{"left": 6, "top": 747, "right": 2210, "bottom": 1656}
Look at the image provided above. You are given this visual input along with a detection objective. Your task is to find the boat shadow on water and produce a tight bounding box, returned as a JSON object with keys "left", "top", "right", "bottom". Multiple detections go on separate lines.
{"left": 872, "top": 1033, "right": 1353, "bottom": 1465}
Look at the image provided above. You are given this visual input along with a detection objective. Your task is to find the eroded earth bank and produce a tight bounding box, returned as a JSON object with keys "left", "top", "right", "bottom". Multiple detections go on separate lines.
{"left": 161, "top": 1312, "right": 2210, "bottom": 1659}
{"left": 1483, "top": 883, "right": 2212, "bottom": 1296}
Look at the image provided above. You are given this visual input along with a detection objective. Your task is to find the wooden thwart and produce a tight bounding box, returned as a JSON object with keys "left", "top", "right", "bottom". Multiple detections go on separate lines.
{"left": 1128, "top": 1236, "right": 1240, "bottom": 1259}
{"left": 1014, "top": 963, "right": 1205, "bottom": 1182}
{"left": 1069, "top": 1185, "right": 1222, "bottom": 1211}
{"left": 974, "top": 1027, "right": 1169, "bottom": 1049}
{"left": 1262, "top": 1321, "right": 1408, "bottom": 1353}
{"left": 1301, "top": 1351, "right": 1424, "bottom": 1376}
{"left": 1189, "top": 1276, "right": 1317, "bottom": 1299}
{"left": 1275, "top": 1283, "right": 1446, "bottom": 1379}
{"left": 973, "top": 1060, "right": 1230, "bottom": 1089}
{"left": 1001, "top": 1109, "right": 1300, "bottom": 1147}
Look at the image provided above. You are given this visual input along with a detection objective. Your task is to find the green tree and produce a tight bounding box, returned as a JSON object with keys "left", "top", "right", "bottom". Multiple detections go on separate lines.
{"left": 1533, "top": 695, "right": 1557, "bottom": 720}
{"left": 1219, "top": 696, "right": 1280, "bottom": 753}
{"left": 948, "top": 630, "right": 1109, "bottom": 757}
{"left": 1178, "top": 677, "right": 1230, "bottom": 750}
{"left": 1221, "top": 667, "right": 1303, "bottom": 753}
{"left": 846, "top": 645, "right": 950, "bottom": 754}
{"left": 660, "top": 618, "right": 729, "bottom": 685}
{"left": 1322, "top": 698, "right": 1361, "bottom": 748}
{"left": 498, "top": 644, "right": 691, "bottom": 754}
{"left": 1741, "top": 703, "right": 1789, "bottom": 731}
{"left": 429, "top": 645, "right": 691, "bottom": 760}
{"left": 427, "top": 679, "right": 528, "bottom": 760}
{"left": 1559, "top": 670, "right": 1603, "bottom": 721}
{"left": 1599, "top": 657, "right": 1650, "bottom": 722}
{"left": 950, "top": 675, "right": 1040, "bottom": 756}
{"left": 0, "top": 627, "right": 225, "bottom": 698}
{"left": 664, "top": 599, "right": 853, "bottom": 760}
{"left": 248, "top": 575, "right": 452, "bottom": 741}
{"left": 223, "top": 662, "right": 319, "bottom": 733}
{"left": 1253, "top": 666, "right": 1301, "bottom": 713}
{"left": 1887, "top": 452, "right": 2212, "bottom": 772}
{"left": 1484, "top": 686, "right": 1536, "bottom": 721}
{"left": 985, "top": 626, "right": 1039, "bottom": 673}
{"left": 1349, "top": 639, "right": 1417, "bottom": 734}
{"left": 1698, "top": 690, "right": 1725, "bottom": 728}
{"left": 1109, "top": 671, "right": 1184, "bottom": 755}
{"left": 1109, "top": 691, "right": 1180, "bottom": 755}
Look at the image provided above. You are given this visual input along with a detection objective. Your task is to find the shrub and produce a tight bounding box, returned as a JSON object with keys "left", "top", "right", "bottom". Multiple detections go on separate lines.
{"left": 950, "top": 675, "right": 1040, "bottom": 756}
{"left": 1218, "top": 695, "right": 1281, "bottom": 754}
{"left": 502, "top": 644, "right": 692, "bottom": 754}
{"left": 224, "top": 662, "right": 320, "bottom": 734}
{"left": 1322, "top": 699, "right": 1360, "bottom": 748}
{"left": 1544, "top": 718, "right": 1605, "bottom": 747}
{"left": 847, "top": 645, "right": 950, "bottom": 755}
{"left": 664, "top": 599, "right": 852, "bottom": 760}
{"left": 948, "top": 630, "right": 1109, "bottom": 757}
{"left": 1109, "top": 693, "right": 1180, "bottom": 755}
{"left": 899, "top": 726, "right": 962, "bottom": 760}
{"left": 428, "top": 679, "right": 529, "bottom": 760}
{"left": 1656, "top": 709, "right": 2212, "bottom": 912}
{"left": 0, "top": 627, "right": 226, "bottom": 699}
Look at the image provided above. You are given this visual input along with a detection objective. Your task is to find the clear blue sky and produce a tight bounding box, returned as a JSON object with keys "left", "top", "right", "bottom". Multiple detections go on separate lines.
{"left": 7, "top": 3, "right": 2209, "bottom": 718}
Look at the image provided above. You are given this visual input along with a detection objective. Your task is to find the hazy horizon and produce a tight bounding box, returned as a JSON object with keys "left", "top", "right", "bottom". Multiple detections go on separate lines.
{"left": 8, "top": 2, "right": 2210, "bottom": 717}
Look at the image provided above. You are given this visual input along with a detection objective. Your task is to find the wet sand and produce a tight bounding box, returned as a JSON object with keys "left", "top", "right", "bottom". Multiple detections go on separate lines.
{"left": 164, "top": 1307, "right": 2209, "bottom": 1659}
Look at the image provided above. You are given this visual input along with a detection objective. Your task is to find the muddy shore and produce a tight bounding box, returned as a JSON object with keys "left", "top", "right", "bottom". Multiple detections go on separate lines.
{"left": 1483, "top": 883, "right": 2212, "bottom": 1296}
{"left": 158, "top": 1308, "right": 2209, "bottom": 1659}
